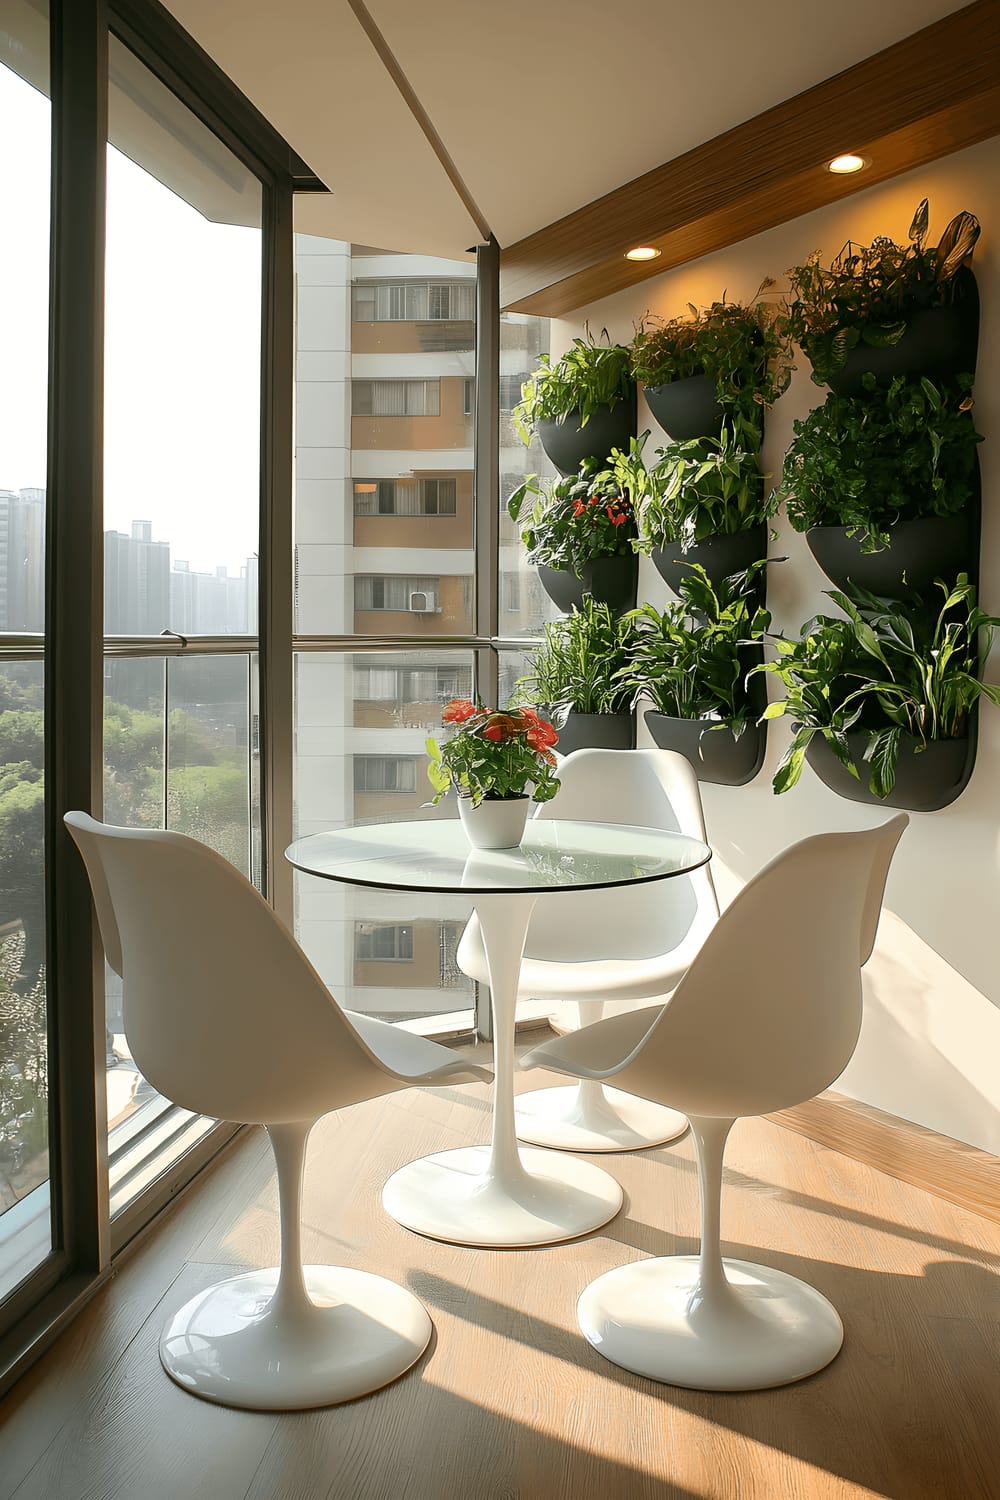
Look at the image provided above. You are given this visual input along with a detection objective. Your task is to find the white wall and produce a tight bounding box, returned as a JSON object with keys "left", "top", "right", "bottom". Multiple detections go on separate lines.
{"left": 560, "top": 136, "right": 1000, "bottom": 1153}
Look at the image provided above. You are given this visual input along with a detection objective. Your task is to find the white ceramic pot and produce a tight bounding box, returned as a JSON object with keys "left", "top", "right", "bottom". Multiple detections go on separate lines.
{"left": 458, "top": 795, "right": 531, "bottom": 850}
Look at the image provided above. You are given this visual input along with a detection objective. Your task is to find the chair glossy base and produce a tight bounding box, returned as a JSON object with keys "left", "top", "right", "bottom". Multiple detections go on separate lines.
{"left": 159, "top": 1265, "right": 432, "bottom": 1411}
{"left": 515, "top": 1084, "right": 688, "bottom": 1153}
{"left": 382, "top": 1144, "right": 623, "bottom": 1247}
{"left": 578, "top": 1255, "right": 844, "bottom": 1391}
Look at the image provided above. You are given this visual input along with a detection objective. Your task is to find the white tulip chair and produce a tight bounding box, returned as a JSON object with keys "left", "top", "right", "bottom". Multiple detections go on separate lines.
{"left": 64, "top": 813, "right": 492, "bottom": 1412}
{"left": 521, "top": 816, "right": 907, "bottom": 1391}
{"left": 457, "top": 747, "right": 719, "bottom": 1151}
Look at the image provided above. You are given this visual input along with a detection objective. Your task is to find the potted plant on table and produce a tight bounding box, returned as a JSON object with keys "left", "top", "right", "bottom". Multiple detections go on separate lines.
{"left": 630, "top": 425, "right": 773, "bottom": 595}
{"left": 755, "top": 575, "right": 1000, "bottom": 809}
{"left": 426, "top": 699, "right": 560, "bottom": 849}
{"left": 515, "top": 598, "right": 636, "bottom": 755}
{"left": 775, "top": 371, "right": 982, "bottom": 592}
{"left": 618, "top": 563, "right": 770, "bottom": 785}
{"left": 630, "top": 286, "right": 793, "bottom": 444}
{"left": 513, "top": 328, "right": 636, "bottom": 476}
{"left": 507, "top": 446, "right": 640, "bottom": 615}
{"left": 786, "top": 199, "right": 980, "bottom": 392}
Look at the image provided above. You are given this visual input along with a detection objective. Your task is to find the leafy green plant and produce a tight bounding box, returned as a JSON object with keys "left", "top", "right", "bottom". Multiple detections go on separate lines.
{"left": 636, "top": 426, "right": 771, "bottom": 552}
{"left": 775, "top": 373, "right": 981, "bottom": 553}
{"left": 513, "top": 328, "right": 633, "bottom": 445}
{"left": 618, "top": 564, "right": 770, "bottom": 736}
{"left": 516, "top": 598, "right": 634, "bottom": 717}
{"left": 756, "top": 575, "right": 1000, "bottom": 795}
{"left": 786, "top": 199, "right": 980, "bottom": 384}
{"left": 426, "top": 700, "right": 560, "bottom": 807}
{"left": 507, "top": 449, "right": 638, "bottom": 575}
{"left": 631, "top": 286, "right": 793, "bottom": 438}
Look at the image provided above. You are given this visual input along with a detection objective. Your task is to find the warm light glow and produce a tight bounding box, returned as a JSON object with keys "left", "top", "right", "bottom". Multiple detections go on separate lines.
{"left": 354, "top": 482, "right": 378, "bottom": 492}
{"left": 625, "top": 246, "right": 661, "bottom": 261}
{"left": 827, "top": 153, "right": 868, "bottom": 175}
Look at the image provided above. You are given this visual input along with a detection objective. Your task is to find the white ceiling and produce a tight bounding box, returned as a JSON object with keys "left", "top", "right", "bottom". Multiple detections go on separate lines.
{"left": 166, "top": 0, "right": 971, "bottom": 259}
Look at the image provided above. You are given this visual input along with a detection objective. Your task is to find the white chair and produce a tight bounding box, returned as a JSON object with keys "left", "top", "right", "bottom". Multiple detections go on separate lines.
{"left": 64, "top": 812, "right": 492, "bottom": 1412}
{"left": 521, "top": 816, "right": 907, "bottom": 1391}
{"left": 457, "top": 747, "right": 719, "bottom": 1151}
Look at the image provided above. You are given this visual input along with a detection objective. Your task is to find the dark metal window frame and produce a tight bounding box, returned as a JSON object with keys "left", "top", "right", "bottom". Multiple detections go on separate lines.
{"left": 0, "top": 0, "right": 321, "bottom": 1394}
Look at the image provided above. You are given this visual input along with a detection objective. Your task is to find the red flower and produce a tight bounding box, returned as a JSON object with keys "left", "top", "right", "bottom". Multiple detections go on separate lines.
{"left": 442, "top": 699, "right": 478, "bottom": 724}
{"left": 572, "top": 499, "right": 585, "bottom": 517}
{"left": 482, "top": 721, "right": 507, "bottom": 741}
{"left": 610, "top": 512, "right": 627, "bottom": 525}
{"left": 588, "top": 495, "right": 601, "bottom": 506}
{"left": 526, "top": 723, "right": 558, "bottom": 750}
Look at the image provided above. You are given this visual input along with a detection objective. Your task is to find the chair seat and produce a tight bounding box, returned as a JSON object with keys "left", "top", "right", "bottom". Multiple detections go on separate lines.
{"left": 456, "top": 924, "right": 704, "bottom": 1003}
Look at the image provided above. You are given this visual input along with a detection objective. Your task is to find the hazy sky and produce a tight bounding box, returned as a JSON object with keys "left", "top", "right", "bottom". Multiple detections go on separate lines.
{"left": 1, "top": 60, "right": 261, "bottom": 575}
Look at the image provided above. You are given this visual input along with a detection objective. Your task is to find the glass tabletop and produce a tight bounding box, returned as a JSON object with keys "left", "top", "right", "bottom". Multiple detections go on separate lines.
{"left": 285, "top": 818, "right": 712, "bottom": 896}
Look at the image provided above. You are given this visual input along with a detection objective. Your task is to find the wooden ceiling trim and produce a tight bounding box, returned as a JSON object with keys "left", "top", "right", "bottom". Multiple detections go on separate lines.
{"left": 500, "top": 0, "right": 1000, "bottom": 315}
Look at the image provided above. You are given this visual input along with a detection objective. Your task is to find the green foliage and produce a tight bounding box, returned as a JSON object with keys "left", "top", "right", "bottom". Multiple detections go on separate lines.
{"left": 757, "top": 575, "right": 1000, "bottom": 795}
{"left": 618, "top": 564, "right": 769, "bottom": 735}
{"left": 426, "top": 702, "right": 560, "bottom": 808}
{"left": 508, "top": 445, "right": 640, "bottom": 575}
{"left": 631, "top": 286, "right": 793, "bottom": 439}
{"left": 775, "top": 373, "right": 981, "bottom": 552}
{"left": 516, "top": 598, "right": 635, "bottom": 717}
{"left": 786, "top": 199, "right": 981, "bottom": 384}
{"left": 638, "top": 426, "right": 771, "bottom": 551}
{"left": 512, "top": 328, "right": 634, "bottom": 444}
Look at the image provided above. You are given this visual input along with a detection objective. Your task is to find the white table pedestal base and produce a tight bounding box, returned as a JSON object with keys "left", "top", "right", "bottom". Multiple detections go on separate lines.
{"left": 578, "top": 1255, "right": 844, "bottom": 1391}
{"left": 515, "top": 1081, "right": 688, "bottom": 1153}
{"left": 382, "top": 1143, "right": 622, "bottom": 1247}
{"left": 159, "top": 1265, "right": 432, "bottom": 1411}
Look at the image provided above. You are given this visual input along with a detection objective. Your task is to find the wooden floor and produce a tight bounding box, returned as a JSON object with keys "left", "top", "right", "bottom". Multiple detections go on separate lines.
{"left": 1, "top": 1053, "right": 998, "bottom": 1500}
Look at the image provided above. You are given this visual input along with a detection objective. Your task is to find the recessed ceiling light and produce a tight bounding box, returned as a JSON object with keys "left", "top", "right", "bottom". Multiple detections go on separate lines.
{"left": 827, "top": 153, "right": 868, "bottom": 174}
{"left": 625, "top": 246, "right": 661, "bottom": 261}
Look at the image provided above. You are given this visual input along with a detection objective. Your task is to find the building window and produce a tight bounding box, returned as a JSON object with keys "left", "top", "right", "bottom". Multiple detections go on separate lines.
{"left": 463, "top": 379, "right": 475, "bottom": 416}
{"left": 355, "top": 923, "right": 414, "bottom": 961}
{"left": 352, "top": 281, "right": 475, "bottom": 322}
{"left": 354, "top": 576, "right": 439, "bottom": 611}
{"left": 351, "top": 380, "right": 441, "bottom": 418}
{"left": 353, "top": 663, "right": 472, "bottom": 703}
{"left": 353, "top": 478, "right": 457, "bottom": 516}
{"left": 353, "top": 756, "right": 417, "bottom": 794}
{"left": 499, "top": 372, "right": 529, "bottom": 411}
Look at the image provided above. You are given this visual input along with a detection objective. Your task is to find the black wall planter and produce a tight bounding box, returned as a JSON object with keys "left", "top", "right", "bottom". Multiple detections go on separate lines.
{"left": 806, "top": 510, "right": 975, "bottom": 597}
{"left": 645, "top": 711, "right": 766, "bottom": 786}
{"left": 554, "top": 711, "right": 635, "bottom": 756}
{"left": 537, "top": 391, "right": 638, "bottom": 476}
{"left": 805, "top": 725, "right": 976, "bottom": 812}
{"left": 822, "top": 267, "right": 979, "bottom": 396}
{"left": 643, "top": 375, "right": 725, "bottom": 442}
{"left": 651, "top": 522, "right": 768, "bottom": 596}
{"left": 538, "top": 555, "right": 638, "bottom": 616}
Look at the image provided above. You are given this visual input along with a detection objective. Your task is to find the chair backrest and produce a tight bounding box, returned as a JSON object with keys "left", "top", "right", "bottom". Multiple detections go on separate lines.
{"left": 64, "top": 813, "right": 394, "bottom": 1126}
{"left": 618, "top": 816, "right": 908, "bottom": 1118}
{"left": 523, "top": 747, "right": 719, "bottom": 963}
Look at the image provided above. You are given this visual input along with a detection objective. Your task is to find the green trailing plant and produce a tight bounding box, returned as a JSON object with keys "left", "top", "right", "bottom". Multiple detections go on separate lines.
{"left": 775, "top": 372, "right": 981, "bottom": 553}
{"left": 516, "top": 598, "right": 634, "bottom": 717}
{"left": 426, "top": 699, "right": 560, "bottom": 807}
{"left": 631, "top": 285, "right": 793, "bottom": 439}
{"left": 618, "top": 563, "right": 770, "bottom": 737}
{"left": 755, "top": 575, "right": 1000, "bottom": 796}
{"left": 786, "top": 198, "right": 980, "bottom": 384}
{"left": 507, "top": 449, "right": 638, "bottom": 575}
{"left": 512, "top": 328, "right": 633, "bottom": 445}
{"left": 636, "top": 426, "right": 771, "bottom": 552}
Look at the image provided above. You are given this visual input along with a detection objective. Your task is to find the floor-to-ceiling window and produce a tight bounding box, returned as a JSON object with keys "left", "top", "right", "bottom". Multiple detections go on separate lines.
{"left": 102, "top": 35, "right": 263, "bottom": 1217}
{"left": 0, "top": 0, "right": 51, "bottom": 1306}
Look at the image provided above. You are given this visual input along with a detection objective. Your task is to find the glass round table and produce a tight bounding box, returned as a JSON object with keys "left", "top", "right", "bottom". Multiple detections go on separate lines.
{"left": 286, "top": 818, "right": 712, "bottom": 1249}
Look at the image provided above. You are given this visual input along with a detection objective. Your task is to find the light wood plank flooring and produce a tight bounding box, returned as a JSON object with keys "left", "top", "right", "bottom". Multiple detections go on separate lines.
{"left": 1, "top": 1054, "right": 998, "bottom": 1500}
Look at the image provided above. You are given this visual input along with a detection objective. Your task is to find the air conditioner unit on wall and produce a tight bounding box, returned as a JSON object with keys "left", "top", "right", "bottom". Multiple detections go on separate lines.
{"left": 409, "top": 591, "right": 438, "bottom": 613}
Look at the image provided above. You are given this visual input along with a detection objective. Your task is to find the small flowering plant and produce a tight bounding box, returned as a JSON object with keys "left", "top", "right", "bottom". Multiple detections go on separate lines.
{"left": 426, "top": 700, "right": 560, "bottom": 807}
{"left": 507, "top": 452, "right": 638, "bottom": 577}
